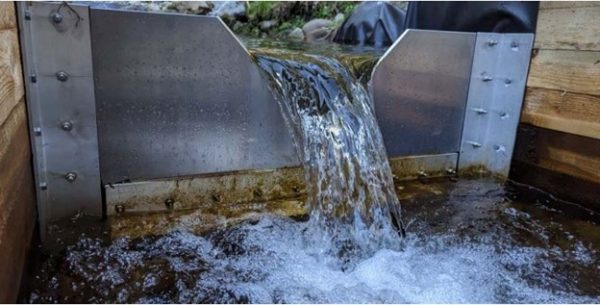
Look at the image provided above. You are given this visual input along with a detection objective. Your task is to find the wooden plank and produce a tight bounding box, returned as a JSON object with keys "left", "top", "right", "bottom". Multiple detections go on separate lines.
{"left": 527, "top": 49, "right": 600, "bottom": 96}
{"left": 0, "top": 2, "right": 16, "bottom": 30}
{"left": 535, "top": 5, "right": 600, "bottom": 51}
{"left": 540, "top": 1, "right": 600, "bottom": 10}
{"left": 0, "top": 101, "right": 30, "bottom": 204}
{"left": 521, "top": 87, "right": 600, "bottom": 140}
{"left": 513, "top": 124, "right": 600, "bottom": 184}
{"left": 0, "top": 28, "right": 24, "bottom": 125}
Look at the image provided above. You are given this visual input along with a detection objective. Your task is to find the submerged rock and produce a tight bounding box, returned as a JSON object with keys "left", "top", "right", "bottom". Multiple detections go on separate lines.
{"left": 259, "top": 20, "right": 278, "bottom": 32}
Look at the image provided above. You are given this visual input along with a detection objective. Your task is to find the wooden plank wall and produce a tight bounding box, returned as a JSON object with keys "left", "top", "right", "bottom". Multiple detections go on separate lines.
{"left": 511, "top": 2, "right": 600, "bottom": 210}
{"left": 0, "top": 2, "right": 37, "bottom": 302}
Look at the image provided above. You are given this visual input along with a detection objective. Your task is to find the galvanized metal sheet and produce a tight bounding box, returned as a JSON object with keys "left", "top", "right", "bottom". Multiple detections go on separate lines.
{"left": 17, "top": 2, "right": 102, "bottom": 233}
{"left": 90, "top": 9, "right": 299, "bottom": 183}
{"left": 371, "top": 29, "right": 476, "bottom": 157}
{"left": 458, "top": 33, "right": 534, "bottom": 177}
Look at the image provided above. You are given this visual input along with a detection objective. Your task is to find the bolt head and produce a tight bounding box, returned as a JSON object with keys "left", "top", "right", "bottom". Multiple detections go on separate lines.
{"left": 115, "top": 204, "right": 125, "bottom": 214}
{"left": 56, "top": 71, "right": 69, "bottom": 82}
{"left": 61, "top": 121, "right": 73, "bottom": 131}
{"left": 64, "top": 172, "right": 77, "bottom": 183}
{"left": 33, "top": 127, "right": 42, "bottom": 136}
{"left": 164, "top": 198, "right": 175, "bottom": 209}
{"left": 51, "top": 12, "right": 63, "bottom": 24}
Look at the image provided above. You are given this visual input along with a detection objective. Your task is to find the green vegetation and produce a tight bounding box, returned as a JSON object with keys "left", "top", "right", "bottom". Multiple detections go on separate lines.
{"left": 236, "top": 1, "right": 360, "bottom": 38}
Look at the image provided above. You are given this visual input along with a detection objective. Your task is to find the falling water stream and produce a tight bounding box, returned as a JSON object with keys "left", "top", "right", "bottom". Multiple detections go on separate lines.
{"left": 25, "top": 39, "right": 600, "bottom": 303}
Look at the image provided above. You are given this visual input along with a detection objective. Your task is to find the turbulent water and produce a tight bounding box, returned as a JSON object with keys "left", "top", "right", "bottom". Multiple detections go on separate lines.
{"left": 254, "top": 50, "right": 403, "bottom": 252}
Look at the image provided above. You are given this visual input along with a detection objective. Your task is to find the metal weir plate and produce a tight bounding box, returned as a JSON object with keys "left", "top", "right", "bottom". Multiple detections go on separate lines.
{"left": 458, "top": 33, "right": 534, "bottom": 176}
{"left": 90, "top": 9, "right": 299, "bottom": 184}
{"left": 371, "top": 30, "right": 476, "bottom": 158}
{"left": 17, "top": 2, "right": 102, "bottom": 234}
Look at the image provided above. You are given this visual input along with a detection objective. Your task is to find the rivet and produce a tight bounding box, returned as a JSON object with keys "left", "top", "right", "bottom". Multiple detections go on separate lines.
{"left": 164, "top": 198, "right": 175, "bottom": 209}
{"left": 482, "top": 74, "right": 493, "bottom": 82}
{"left": 114, "top": 204, "right": 125, "bottom": 214}
{"left": 499, "top": 112, "right": 509, "bottom": 119}
{"left": 487, "top": 39, "right": 498, "bottom": 46}
{"left": 39, "top": 182, "right": 48, "bottom": 190}
{"left": 33, "top": 127, "right": 42, "bottom": 136}
{"left": 61, "top": 121, "right": 73, "bottom": 131}
{"left": 64, "top": 172, "right": 77, "bottom": 183}
{"left": 56, "top": 71, "right": 69, "bottom": 82}
{"left": 511, "top": 41, "right": 519, "bottom": 48}
{"left": 494, "top": 144, "right": 506, "bottom": 153}
{"left": 466, "top": 140, "right": 482, "bottom": 148}
{"left": 505, "top": 78, "right": 512, "bottom": 84}
{"left": 51, "top": 12, "right": 63, "bottom": 24}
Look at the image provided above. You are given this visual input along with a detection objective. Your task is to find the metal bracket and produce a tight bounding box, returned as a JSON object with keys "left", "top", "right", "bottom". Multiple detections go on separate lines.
{"left": 458, "top": 33, "right": 534, "bottom": 177}
{"left": 17, "top": 2, "right": 102, "bottom": 238}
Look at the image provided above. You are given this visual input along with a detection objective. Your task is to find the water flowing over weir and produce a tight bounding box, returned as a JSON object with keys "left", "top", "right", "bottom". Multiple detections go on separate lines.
{"left": 253, "top": 50, "right": 404, "bottom": 250}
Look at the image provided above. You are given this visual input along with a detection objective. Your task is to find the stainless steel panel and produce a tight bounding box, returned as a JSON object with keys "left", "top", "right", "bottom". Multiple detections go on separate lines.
{"left": 458, "top": 33, "right": 534, "bottom": 177}
{"left": 90, "top": 9, "right": 299, "bottom": 183}
{"left": 17, "top": 2, "right": 103, "bottom": 236}
{"left": 371, "top": 29, "right": 476, "bottom": 157}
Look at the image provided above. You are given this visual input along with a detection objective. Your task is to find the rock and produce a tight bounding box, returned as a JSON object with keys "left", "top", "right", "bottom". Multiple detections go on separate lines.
{"left": 209, "top": 1, "right": 246, "bottom": 20}
{"left": 232, "top": 21, "right": 244, "bottom": 32}
{"left": 302, "top": 18, "right": 333, "bottom": 34}
{"left": 334, "top": 13, "right": 345, "bottom": 24}
{"left": 258, "top": 20, "right": 277, "bottom": 32}
{"left": 167, "top": 1, "right": 214, "bottom": 15}
{"left": 288, "top": 27, "right": 305, "bottom": 40}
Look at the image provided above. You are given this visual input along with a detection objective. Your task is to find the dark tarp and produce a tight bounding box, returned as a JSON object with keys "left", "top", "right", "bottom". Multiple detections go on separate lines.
{"left": 333, "top": 1, "right": 539, "bottom": 47}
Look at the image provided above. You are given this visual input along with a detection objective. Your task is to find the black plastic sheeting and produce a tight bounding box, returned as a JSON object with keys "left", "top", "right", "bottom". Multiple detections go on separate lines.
{"left": 333, "top": 1, "right": 539, "bottom": 47}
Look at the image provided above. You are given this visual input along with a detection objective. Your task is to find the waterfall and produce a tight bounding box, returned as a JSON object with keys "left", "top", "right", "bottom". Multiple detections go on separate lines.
{"left": 253, "top": 50, "right": 404, "bottom": 251}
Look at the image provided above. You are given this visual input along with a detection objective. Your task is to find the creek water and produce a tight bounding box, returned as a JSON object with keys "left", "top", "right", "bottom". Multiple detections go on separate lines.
{"left": 25, "top": 39, "right": 600, "bottom": 303}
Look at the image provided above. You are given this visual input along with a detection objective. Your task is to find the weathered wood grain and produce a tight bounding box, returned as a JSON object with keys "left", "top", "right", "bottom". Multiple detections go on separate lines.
{"left": 535, "top": 5, "right": 600, "bottom": 51}
{"left": 0, "top": 28, "right": 24, "bottom": 124}
{"left": 0, "top": 2, "right": 16, "bottom": 30}
{"left": 513, "top": 124, "right": 600, "bottom": 184}
{"left": 527, "top": 49, "right": 600, "bottom": 96}
{"left": 521, "top": 87, "right": 600, "bottom": 140}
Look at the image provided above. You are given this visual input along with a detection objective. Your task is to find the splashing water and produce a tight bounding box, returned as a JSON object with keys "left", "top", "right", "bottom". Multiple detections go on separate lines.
{"left": 254, "top": 50, "right": 403, "bottom": 252}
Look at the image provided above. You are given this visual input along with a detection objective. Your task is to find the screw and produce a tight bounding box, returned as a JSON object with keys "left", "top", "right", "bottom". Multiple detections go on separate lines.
{"left": 114, "top": 204, "right": 125, "bottom": 214}
{"left": 56, "top": 71, "right": 69, "bottom": 82}
{"left": 39, "top": 182, "right": 48, "bottom": 190}
{"left": 51, "top": 12, "right": 63, "bottom": 24}
{"left": 487, "top": 39, "right": 498, "bottom": 46}
{"left": 64, "top": 172, "right": 77, "bottom": 183}
{"left": 33, "top": 127, "right": 42, "bottom": 136}
{"left": 472, "top": 108, "right": 487, "bottom": 115}
{"left": 61, "top": 121, "right": 73, "bottom": 131}
{"left": 164, "top": 198, "right": 175, "bottom": 209}
{"left": 466, "top": 140, "right": 482, "bottom": 148}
